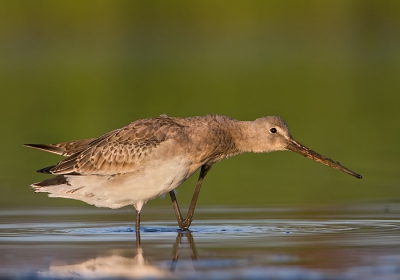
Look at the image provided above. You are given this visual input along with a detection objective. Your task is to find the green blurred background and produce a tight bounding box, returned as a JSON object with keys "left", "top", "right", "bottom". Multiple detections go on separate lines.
{"left": 1, "top": 1, "right": 399, "bottom": 209}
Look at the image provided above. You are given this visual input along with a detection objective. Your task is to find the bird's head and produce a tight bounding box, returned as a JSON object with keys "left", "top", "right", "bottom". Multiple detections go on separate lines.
{"left": 248, "top": 116, "right": 362, "bottom": 179}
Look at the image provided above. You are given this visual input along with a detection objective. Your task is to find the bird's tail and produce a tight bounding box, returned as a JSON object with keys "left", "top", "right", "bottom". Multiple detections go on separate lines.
{"left": 23, "top": 138, "right": 95, "bottom": 157}
{"left": 31, "top": 175, "right": 117, "bottom": 208}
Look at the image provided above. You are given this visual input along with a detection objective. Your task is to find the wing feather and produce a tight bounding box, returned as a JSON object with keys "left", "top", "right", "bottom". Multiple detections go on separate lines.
{"left": 49, "top": 117, "right": 186, "bottom": 175}
{"left": 24, "top": 138, "right": 95, "bottom": 156}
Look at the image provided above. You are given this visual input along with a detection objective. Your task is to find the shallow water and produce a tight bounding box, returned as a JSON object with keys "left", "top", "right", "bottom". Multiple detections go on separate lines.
{"left": 1, "top": 204, "right": 400, "bottom": 279}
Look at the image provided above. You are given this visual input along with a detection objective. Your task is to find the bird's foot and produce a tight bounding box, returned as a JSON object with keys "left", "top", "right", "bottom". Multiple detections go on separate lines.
{"left": 178, "top": 219, "right": 192, "bottom": 230}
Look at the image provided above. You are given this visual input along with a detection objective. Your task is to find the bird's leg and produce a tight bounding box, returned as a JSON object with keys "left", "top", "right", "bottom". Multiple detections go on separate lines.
{"left": 169, "top": 191, "right": 184, "bottom": 225}
{"left": 135, "top": 210, "right": 141, "bottom": 247}
{"left": 169, "top": 165, "right": 212, "bottom": 230}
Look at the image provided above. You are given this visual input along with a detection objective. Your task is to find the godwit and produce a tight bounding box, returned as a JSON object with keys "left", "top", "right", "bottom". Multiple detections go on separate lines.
{"left": 25, "top": 114, "right": 362, "bottom": 236}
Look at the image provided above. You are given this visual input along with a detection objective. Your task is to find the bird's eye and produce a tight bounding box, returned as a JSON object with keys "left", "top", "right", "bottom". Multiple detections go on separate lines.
{"left": 270, "top": 128, "right": 277, "bottom": 133}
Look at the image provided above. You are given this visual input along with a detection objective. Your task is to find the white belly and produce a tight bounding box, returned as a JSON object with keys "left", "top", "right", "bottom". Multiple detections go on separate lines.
{"left": 33, "top": 156, "right": 195, "bottom": 211}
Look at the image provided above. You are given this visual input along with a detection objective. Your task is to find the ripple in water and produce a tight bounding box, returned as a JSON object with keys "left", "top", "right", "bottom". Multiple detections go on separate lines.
{"left": 61, "top": 219, "right": 399, "bottom": 236}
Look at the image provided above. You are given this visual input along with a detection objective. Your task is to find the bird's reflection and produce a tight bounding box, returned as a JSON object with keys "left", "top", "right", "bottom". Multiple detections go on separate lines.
{"left": 171, "top": 230, "right": 198, "bottom": 272}
{"left": 40, "top": 230, "right": 198, "bottom": 279}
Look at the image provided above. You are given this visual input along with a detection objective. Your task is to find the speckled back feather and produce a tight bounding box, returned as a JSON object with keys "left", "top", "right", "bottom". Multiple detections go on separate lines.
{"left": 49, "top": 116, "right": 187, "bottom": 175}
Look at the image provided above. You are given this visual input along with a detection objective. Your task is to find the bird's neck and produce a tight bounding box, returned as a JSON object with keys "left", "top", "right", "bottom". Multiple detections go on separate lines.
{"left": 229, "top": 120, "right": 271, "bottom": 154}
{"left": 206, "top": 116, "right": 271, "bottom": 155}
{"left": 222, "top": 120, "right": 258, "bottom": 154}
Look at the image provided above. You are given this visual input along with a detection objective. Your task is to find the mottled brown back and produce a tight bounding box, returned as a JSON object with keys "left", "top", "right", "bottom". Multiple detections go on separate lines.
{"left": 49, "top": 116, "right": 187, "bottom": 175}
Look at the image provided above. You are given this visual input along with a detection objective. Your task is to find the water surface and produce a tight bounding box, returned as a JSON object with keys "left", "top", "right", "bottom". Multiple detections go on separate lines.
{"left": 1, "top": 204, "right": 400, "bottom": 279}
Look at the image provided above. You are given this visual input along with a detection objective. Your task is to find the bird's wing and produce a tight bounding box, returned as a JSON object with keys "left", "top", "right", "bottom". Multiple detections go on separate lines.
{"left": 48, "top": 117, "right": 185, "bottom": 175}
{"left": 24, "top": 138, "right": 97, "bottom": 156}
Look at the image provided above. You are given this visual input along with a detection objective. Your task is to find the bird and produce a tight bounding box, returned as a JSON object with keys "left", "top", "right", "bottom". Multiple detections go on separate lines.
{"left": 25, "top": 114, "right": 362, "bottom": 238}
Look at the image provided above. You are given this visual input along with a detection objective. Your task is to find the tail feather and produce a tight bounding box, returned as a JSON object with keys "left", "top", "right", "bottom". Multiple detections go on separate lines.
{"left": 37, "top": 165, "right": 56, "bottom": 174}
{"left": 48, "top": 153, "right": 81, "bottom": 175}
{"left": 25, "top": 139, "right": 96, "bottom": 175}
{"left": 24, "top": 138, "right": 95, "bottom": 157}
{"left": 31, "top": 175, "right": 100, "bottom": 205}
{"left": 31, "top": 175, "right": 130, "bottom": 209}
{"left": 32, "top": 174, "right": 71, "bottom": 187}
{"left": 24, "top": 144, "right": 64, "bottom": 155}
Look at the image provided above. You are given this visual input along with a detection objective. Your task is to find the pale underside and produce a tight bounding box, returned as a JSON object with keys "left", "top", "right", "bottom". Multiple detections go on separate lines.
{"left": 33, "top": 154, "right": 195, "bottom": 212}
{"left": 31, "top": 124, "right": 209, "bottom": 212}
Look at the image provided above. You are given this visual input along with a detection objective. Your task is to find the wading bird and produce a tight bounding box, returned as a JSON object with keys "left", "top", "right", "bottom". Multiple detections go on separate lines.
{"left": 25, "top": 114, "right": 362, "bottom": 238}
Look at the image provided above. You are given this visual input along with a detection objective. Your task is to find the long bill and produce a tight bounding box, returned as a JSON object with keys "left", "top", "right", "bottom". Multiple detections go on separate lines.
{"left": 286, "top": 138, "right": 362, "bottom": 179}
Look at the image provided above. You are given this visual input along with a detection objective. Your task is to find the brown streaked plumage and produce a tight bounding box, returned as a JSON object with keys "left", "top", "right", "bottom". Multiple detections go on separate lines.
{"left": 25, "top": 114, "right": 362, "bottom": 239}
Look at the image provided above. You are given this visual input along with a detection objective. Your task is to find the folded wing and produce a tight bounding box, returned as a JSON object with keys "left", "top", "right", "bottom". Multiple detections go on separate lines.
{"left": 45, "top": 117, "right": 185, "bottom": 176}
